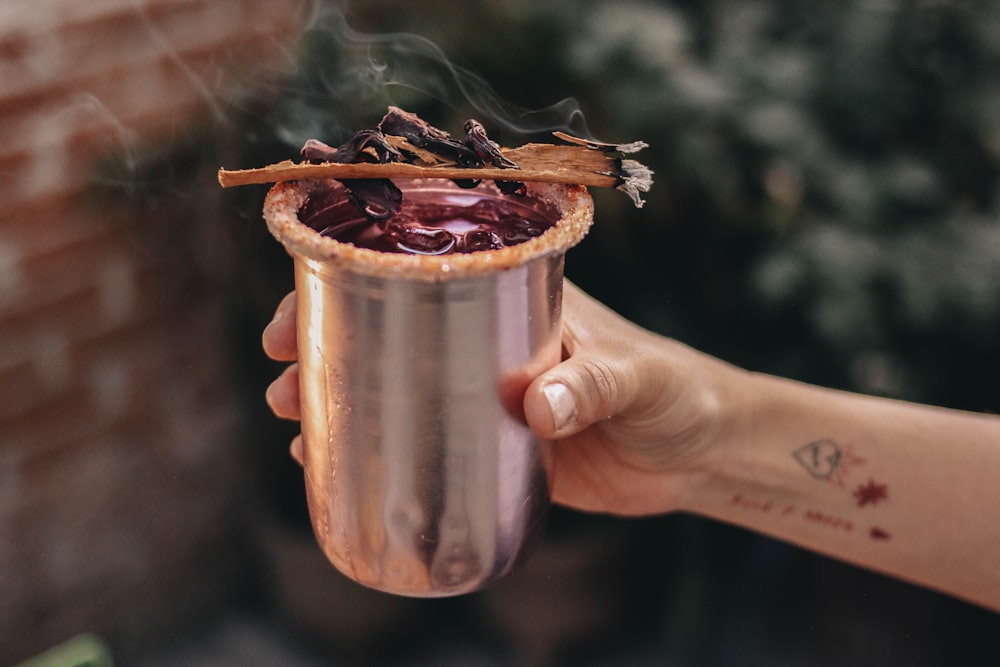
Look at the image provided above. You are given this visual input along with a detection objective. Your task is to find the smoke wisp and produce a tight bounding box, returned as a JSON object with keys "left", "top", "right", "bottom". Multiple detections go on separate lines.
{"left": 268, "top": 5, "right": 593, "bottom": 148}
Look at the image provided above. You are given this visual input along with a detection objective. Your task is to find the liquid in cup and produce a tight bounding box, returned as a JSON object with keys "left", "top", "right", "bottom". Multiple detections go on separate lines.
{"left": 263, "top": 178, "right": 593, "bottom": 596}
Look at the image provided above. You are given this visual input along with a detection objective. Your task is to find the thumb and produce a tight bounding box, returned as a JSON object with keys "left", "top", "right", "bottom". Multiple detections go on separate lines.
{"left": 524, "top": 353, "right": 641, "bottom": 439}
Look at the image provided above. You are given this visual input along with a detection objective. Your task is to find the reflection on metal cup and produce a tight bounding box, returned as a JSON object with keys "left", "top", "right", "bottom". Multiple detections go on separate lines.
{"left": 264, "top": 179, "right": 593, "bottom": 596}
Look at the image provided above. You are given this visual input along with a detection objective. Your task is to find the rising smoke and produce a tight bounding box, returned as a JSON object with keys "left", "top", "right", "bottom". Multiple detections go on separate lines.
{"left": 264, "top": 4, "right": 594, "bottom": 150}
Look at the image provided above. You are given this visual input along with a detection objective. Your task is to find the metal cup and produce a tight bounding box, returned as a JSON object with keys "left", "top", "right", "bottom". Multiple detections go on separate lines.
{"left": 263, "top": 178, "right": 593, "bottom": 596}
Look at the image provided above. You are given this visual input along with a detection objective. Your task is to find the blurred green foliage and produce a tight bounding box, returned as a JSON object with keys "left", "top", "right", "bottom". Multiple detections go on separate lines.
{"left": 247, "top": 0, "right": 1000, "bottom": 412}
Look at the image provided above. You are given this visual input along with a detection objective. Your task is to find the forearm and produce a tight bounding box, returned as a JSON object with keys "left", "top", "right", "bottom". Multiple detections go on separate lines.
{"left": 684, "top": 372, "right": 1000, "bottom": 611}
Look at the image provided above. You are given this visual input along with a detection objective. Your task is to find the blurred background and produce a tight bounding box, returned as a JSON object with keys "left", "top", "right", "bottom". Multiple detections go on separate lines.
{"left": 3, "top": 0, "right": 1000, "bottom": 664}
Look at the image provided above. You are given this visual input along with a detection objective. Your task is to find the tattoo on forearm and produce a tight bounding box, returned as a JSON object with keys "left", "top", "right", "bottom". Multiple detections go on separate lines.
{"left": 853, "top": 479, "right": 889, "bottom": 507}
{"left": 734, "top": 438, "right": 896, "bottom": 542}
{"left": 792, "top": 439, "right": 890, "bottom": 507}
{"left": 729, "top": 493, "right": 893, "bottom": 541}
{"left": 793, "top": 438, "right": 866, "bottom": 486}
{"left": 729, "top": 494, "right": 854, "bottom": 532}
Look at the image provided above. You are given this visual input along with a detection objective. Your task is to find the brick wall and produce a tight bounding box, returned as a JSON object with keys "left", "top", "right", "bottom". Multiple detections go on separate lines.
{"left": 0, "top": 1, "right": 307, "bottom": 662}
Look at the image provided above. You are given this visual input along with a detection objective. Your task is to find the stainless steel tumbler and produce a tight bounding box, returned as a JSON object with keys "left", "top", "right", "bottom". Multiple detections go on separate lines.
{"left": 264, "top": 178, "right": 593, "bottom": 596}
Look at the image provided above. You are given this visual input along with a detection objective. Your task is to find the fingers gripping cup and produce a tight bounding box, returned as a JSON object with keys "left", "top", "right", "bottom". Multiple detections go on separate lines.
{"left": 264, "top": 178, "right": 593, "bottom": 597}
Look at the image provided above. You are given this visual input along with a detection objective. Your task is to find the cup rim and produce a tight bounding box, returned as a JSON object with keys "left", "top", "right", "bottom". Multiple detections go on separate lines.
{"left": 263, "top": 178, "right": 594, "bottom": 281}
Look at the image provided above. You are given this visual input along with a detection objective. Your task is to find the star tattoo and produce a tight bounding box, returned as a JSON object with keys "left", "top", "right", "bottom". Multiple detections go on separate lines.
{"left": 853, "top": 479, "right": 889, "bottom": 507}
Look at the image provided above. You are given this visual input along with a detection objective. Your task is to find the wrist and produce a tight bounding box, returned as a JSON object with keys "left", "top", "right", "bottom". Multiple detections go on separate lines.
{"left": 669, "top": 360, "right": 760, "bottom": 513}
{"left": 680, "top": 370, "right": 860, "bottom": 523}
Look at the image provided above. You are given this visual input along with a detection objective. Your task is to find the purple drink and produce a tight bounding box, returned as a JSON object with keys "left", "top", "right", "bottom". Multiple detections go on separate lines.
{"left": 298, "top": 181, "right": 558, "bottom": 256}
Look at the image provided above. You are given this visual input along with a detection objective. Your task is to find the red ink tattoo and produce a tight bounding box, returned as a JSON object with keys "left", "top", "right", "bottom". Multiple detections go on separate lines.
{"left": 869, "top": 527, "right": 891, "bottom": 540}
{"left": 793, "top": 439, "right": 866, "bottom": 487}
{"left": 853, "top": 479, "right": 889, "bottom": 507}
{"left": 730, "top": 494, "right": 864, "bottom": 536}
{"left": 803, "top": 509, "right": 853, "bottom": 532}
{"left": 730, "top": 494, "right": 773, "bottom": 512}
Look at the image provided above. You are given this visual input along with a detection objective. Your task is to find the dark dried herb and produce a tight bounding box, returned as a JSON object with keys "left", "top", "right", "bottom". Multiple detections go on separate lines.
{"left": 378, "top": 107, "right": 483, "bottom": 169}
{"left": 463, "top": 119, "right": 517, "bottom": 169}
{"left": 301, "top": 133, "right": 403, "bottom": 219}
{"left": 299, "top": 138, "right": 340, "bottom": 163}
{"left": 300, "top": 107, "right": 533, "bottom": 220}
{"left": 300, "top": 130, "right": 402, "bottom": 164}
{"left": 461, "top": 228, "right": 504, "bottom": 252}
{"left": 383, "top": 222, "right": 456, "bottom": 255}
{"left": 343, "top": 179, "right": 403, "bottom": 221}
{"left": 464, "top": 119, "right": 524, "bottom": 195}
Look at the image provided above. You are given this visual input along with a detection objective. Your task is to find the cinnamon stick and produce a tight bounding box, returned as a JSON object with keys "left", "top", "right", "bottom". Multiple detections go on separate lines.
{"left": 219, "top": 140, "right": 653, "bottom": 207}
{"left": 219, "top": 144, "right": 618, "bottom": 187}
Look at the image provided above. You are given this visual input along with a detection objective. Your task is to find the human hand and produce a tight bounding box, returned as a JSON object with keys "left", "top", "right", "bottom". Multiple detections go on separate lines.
{"left": 262, "top": 283, "right": 752, "bottom": 517}
{"left": 261, "top": 291, "right": 303, "bottom": 460}
{"left": 520, "top": 283, "right": 751, "bottom": 515}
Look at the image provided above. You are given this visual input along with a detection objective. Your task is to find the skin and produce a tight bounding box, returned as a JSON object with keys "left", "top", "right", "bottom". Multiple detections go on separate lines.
{"left": 264, "top": 283, "right": 1000, "bottom": 612}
